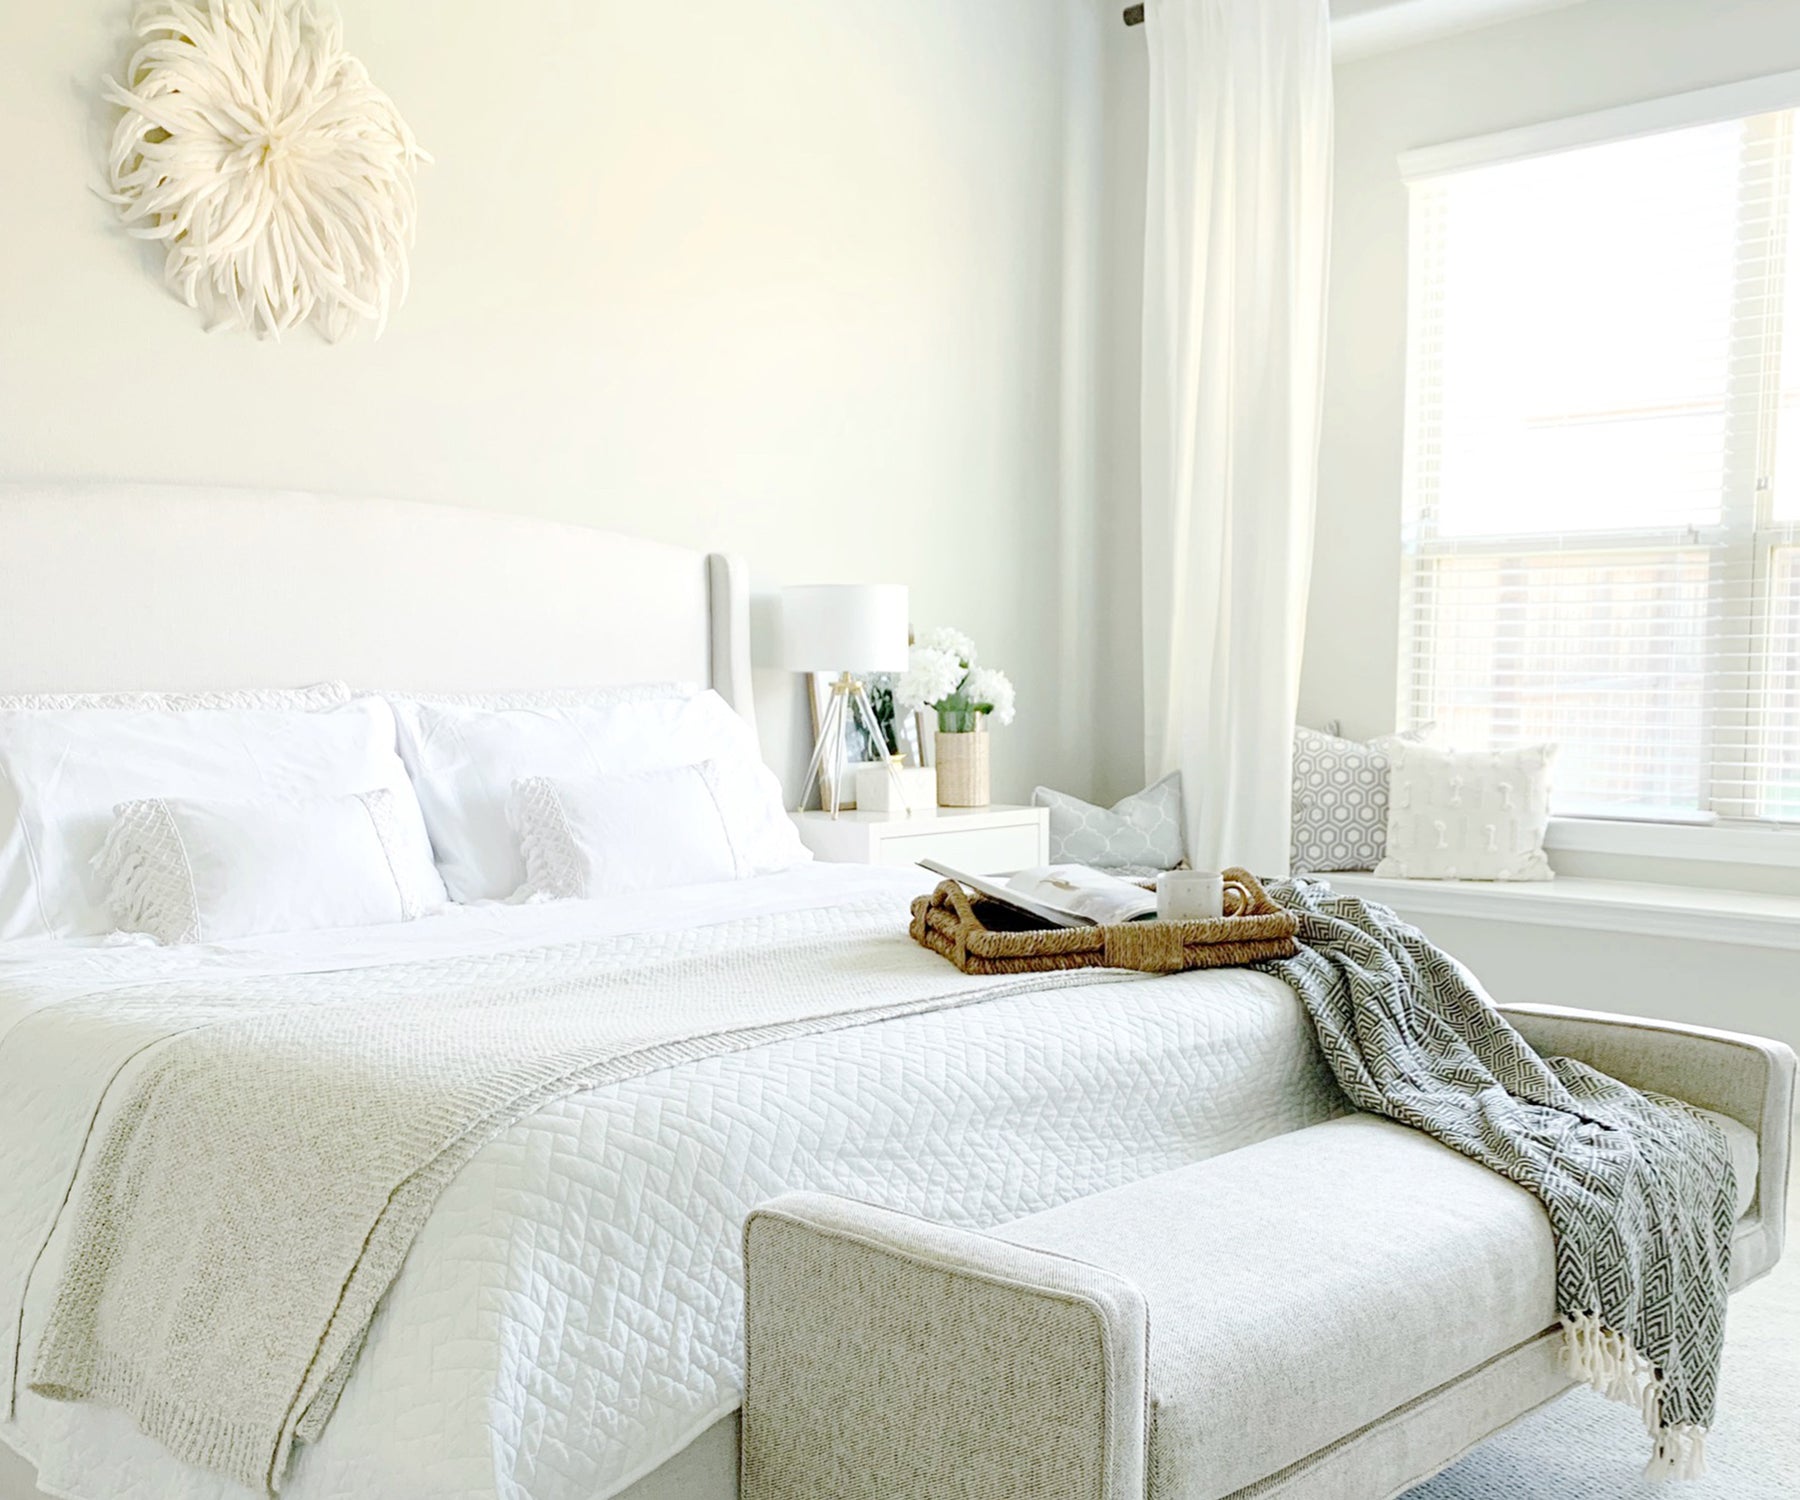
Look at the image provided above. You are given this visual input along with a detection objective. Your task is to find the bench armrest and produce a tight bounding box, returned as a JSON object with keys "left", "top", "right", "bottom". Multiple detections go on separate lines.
{"left": 741, "top": 1193, "right": 1147, "bottom": 1500}
{"left": 1500, "top": 1003, "right": 1795, "bottom": 1280}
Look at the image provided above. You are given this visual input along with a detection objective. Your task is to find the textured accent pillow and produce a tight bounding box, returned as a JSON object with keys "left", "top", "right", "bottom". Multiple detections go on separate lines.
{"left": 1032, "top": 773, "right": 1186, "bottom": 874}
{"left": 95, "top": 787, "right": 446, "bottom": 944}
{"left": 511, "top": 764, "right": 753, "bottom": 900}
{"left": 1290, "top": 725, "right": 1417, "bottom": 873}
{"left": 1374, "top": 744, "right": 1557, "bottom": 882}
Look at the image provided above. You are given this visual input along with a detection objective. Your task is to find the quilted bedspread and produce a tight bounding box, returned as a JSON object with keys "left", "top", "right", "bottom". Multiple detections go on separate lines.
{"left": 0, "top": 865, "right": 1344, "bottom": 1500}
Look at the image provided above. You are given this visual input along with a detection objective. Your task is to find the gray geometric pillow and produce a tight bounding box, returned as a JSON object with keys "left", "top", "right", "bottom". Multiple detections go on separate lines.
{"left": 1290, "top": 725, "right": 1414, "bottom": 874}
{"left": 1031, "top": 773, "right": 1186, "bottom": 876}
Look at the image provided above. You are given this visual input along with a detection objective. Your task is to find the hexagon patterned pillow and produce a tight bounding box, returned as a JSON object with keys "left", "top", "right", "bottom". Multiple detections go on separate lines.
{"left": 1031, "top": 773, "right": 1186, "bottom": 876}
{"left": 1290, "top": 725, "right": 1418, "bottom": 874}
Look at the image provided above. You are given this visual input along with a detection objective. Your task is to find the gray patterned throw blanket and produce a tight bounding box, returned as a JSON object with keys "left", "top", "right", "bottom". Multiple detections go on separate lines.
{"left": 1262, "top": 880, "right": 1734, "bottom": 1481}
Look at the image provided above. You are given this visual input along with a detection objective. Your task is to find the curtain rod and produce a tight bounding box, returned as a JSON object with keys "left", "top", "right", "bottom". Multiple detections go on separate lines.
{"left": 1123, "top": 4, "right": 1144, "bottom": 23}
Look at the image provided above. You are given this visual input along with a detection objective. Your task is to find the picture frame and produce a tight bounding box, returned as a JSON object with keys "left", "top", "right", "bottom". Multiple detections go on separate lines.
{"left": 806, "top": 673, "right": 925, "bottom": 809}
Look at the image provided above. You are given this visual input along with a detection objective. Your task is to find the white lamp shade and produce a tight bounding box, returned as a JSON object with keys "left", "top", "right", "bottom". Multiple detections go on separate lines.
{"left": 778, "top": 584, "right": 910, "bottom": 672}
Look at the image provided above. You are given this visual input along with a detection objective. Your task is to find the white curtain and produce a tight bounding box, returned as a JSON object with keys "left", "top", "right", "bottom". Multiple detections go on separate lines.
{"left": 1140, "top": 0, "right": 1333, "bottom": 876}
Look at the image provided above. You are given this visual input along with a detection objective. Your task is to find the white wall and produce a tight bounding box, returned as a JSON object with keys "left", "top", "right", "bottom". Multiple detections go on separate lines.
{"left": 0, "top": 0, "right": 1112, "bottom": 803}
{"left": 1363, "top": 903, "right": 1800, "bottom": 1055}
{"left": 1091, "top": 12, "right": 1151, "bottom": 804}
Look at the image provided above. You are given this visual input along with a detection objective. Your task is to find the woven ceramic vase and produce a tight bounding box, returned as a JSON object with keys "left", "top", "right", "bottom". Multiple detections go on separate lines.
{"left": 934, "top": 730, "right": 990, "bottom": 807}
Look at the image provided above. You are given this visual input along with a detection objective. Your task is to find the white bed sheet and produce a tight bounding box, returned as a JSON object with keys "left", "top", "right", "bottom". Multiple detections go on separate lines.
{"left": 0, "top": 864, "right": 1344, "bottom": 1500}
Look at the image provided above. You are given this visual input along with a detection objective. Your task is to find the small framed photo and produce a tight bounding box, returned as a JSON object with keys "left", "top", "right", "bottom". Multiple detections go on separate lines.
{"left": 806, "top": 674, "right": 926, "bottom": 808}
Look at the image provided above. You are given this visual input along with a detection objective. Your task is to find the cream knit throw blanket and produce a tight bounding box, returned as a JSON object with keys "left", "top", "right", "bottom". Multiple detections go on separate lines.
{"left": 25, "top": 897, "right": 1132, "bottom": 1494}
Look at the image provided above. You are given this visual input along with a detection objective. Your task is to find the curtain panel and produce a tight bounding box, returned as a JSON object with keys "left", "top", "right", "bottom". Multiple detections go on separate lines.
{"left": 1140, "top": 0, "right": 1333, "bottom": 874}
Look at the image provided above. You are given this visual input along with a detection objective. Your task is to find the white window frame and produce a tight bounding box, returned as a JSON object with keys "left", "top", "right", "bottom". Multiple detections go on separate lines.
{"left": 1399, "top": 69, "right": 1800, "bottom": 865}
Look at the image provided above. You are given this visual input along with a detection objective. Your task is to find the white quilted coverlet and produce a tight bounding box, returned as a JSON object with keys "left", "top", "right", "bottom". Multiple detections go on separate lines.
{"left": 0, "top": 866, "right": 1342, "bottom": 1500}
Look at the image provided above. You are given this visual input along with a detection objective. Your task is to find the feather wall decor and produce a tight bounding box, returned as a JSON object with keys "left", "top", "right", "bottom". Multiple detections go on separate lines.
{"left": 102, "top": 0, "right": 428, "bottom": 341}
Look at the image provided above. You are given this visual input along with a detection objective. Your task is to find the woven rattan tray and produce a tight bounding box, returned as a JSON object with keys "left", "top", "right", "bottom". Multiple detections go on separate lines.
{"left": 909, "top": 866, "right": 1298, "bottom": 975}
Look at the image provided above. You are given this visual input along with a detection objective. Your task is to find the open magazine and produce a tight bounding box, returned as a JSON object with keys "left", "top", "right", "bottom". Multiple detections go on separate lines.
{"left": 919, "top": 860, "right": 1157, "bottom": 928}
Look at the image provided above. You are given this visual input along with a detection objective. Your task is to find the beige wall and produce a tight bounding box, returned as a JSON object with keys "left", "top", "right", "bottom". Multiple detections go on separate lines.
{"left": 0, "top": 0, "right": 1113, "bottom": 804}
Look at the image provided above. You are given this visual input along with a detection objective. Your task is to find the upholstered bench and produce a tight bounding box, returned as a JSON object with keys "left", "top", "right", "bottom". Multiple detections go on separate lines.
{"left": 741, "top": 1006, "right": 1793, "bottom": 1500}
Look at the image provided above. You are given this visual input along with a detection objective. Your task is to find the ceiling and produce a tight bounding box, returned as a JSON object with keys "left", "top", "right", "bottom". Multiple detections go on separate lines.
{"left": 1330, "top": 0, "right": 1590, "bottom": 60}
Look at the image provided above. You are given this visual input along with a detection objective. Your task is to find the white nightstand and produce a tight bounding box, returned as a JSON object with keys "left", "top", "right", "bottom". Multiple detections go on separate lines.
{"left": 790, "top": 804, "right": 1049, "bottom": 876}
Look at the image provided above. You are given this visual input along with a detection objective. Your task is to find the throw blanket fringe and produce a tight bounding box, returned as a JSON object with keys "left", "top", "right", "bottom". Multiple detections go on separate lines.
{"left": 1262, "top": 880, "right": 1733, "bottom": 1482}
{"left": 1560, "top": 1312, "right": 1708, "bottom": 1481}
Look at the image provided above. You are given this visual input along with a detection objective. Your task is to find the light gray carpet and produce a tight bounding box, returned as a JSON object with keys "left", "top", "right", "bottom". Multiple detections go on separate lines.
{"left": 1406, "top": 1192, "right": 1798, "bottom": 1498}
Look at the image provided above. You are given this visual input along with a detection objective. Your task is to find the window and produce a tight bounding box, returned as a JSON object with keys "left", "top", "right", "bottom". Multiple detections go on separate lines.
{"left": 1401, "top": 103, "right": 1800, "bottom": 825}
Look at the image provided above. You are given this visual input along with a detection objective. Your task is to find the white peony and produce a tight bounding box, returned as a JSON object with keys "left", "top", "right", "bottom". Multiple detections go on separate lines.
{"left": 962, "top": 666, "right": 1016, "bottom": 726}
{"left": 914, "top": 625, "right": 976, "bottom": 666}
{"left": 894, "top": 646, "right": 967, "bottom": 711}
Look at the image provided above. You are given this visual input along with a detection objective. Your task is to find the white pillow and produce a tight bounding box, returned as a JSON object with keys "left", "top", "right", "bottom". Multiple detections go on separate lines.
{"left": 0, "top": 698, "right": 422, "bottom": 939}
{"left": 388, "top": 686, "right": 805, "bottom": 901}
{"left": 1374, "top": 744, "right": 1556, "bottom": 882}
{"left": 95, "top": 788, "right": 446, "bottom": 944}
{"left": 511, "top": 764, "right": 757, "bottom": 899}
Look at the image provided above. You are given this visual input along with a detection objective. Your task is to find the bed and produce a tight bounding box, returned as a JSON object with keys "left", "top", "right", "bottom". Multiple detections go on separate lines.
{"left": 0, "top": 484, "right": 1346, "bottom": 1500}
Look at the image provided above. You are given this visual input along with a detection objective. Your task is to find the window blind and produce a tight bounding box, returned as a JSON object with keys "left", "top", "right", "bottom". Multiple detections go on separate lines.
{"left": 1401, "top": 106, "right": 1800, "bottom": 825}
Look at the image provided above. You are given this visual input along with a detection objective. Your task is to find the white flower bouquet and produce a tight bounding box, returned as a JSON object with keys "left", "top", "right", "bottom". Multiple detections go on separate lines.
{"left": 891, "top": 626, "right": 1016, "bottom": 734}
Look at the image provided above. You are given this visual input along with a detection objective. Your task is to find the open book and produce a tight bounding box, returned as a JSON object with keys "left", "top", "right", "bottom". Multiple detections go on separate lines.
{"left": 920, "top": 861, "right": 1157, "bottom": 929}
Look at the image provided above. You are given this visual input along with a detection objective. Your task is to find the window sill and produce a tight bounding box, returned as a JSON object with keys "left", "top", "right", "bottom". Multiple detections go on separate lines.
{"left": 1544, "top": 817, "right": 1800, "bottom": 870}
{"left": 1324, "top": 872, "right": 1800, "bottom": 953}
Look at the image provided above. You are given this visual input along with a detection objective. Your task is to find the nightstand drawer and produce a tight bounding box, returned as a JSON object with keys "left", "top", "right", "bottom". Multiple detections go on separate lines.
{"left": 790, "top": 804, "right": 1047, "bottom": 871}
{"left": 876, "top": 823, "right": 1043, "bottom": 876}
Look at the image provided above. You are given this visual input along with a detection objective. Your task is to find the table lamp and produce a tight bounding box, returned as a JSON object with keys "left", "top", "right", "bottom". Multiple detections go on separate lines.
{"left": 779, "top": 583, "right": 910, "bottom": 817}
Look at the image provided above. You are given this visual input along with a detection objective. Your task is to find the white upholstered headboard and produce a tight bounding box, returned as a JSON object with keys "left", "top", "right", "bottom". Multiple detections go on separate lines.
{"left": 0, "top": 484, "right": 754, "bottom": 718}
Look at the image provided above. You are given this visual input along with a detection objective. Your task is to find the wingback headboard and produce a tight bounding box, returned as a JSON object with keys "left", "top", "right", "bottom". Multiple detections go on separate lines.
{"left": 0, "top": 484, "right": 753, "bottom": 718}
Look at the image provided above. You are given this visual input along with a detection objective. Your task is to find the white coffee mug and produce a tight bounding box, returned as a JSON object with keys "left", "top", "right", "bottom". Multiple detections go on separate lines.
{"left": 1157, "top": 869, "right": 1224, "bottom": 922}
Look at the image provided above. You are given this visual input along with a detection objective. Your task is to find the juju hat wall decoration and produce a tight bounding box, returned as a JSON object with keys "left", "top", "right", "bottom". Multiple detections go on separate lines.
{"left": 102, "top": 0, "right": 427, "bottom": 341}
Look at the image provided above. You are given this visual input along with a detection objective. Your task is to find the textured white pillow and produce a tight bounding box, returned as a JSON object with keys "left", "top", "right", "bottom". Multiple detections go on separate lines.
{"left": 1374, "top": 744, "right": 1556, "bottom": 882}
{"left": 511, "top": 764, "right": 757, "bottom": 899}
{"left": 0, "top": 698, "right": 420, "bottom": 939}
{"left": 389, "top": 686, "right": 804, "bottom": 901}
{"left": 95, "top": 788, "right": 446, "bottom": 944}
{"left": 0, "top": 682, "right": 348, "bottom": 712}
{"left": 376, "top": 683, "right": 692, "bottom": 710}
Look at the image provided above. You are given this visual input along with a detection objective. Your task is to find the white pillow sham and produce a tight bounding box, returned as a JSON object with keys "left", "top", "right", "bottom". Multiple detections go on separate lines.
{"left": 96, "top": 788, "right": 446, "bottom": 944}
{"left": 511, "top": 764, "right": 752, "bottom": 899}
{"left": 0, "top": 697, "right": 422, "bottom": 939}
{"left": 389, "top": 686, "right": 805, "bottom": 902}
{"left": 1374, "top": 743, "right": 1557, "bottom": 882}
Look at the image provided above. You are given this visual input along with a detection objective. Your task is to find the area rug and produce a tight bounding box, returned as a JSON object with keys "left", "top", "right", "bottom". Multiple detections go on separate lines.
{"left": 1406, "top": 1188, "right": 1798, "bottom": 1498}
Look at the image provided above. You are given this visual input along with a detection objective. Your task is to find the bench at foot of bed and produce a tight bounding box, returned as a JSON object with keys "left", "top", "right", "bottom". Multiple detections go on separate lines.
{"left": 740, "top": 1008, "right": 1794, "bottom": 1500}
